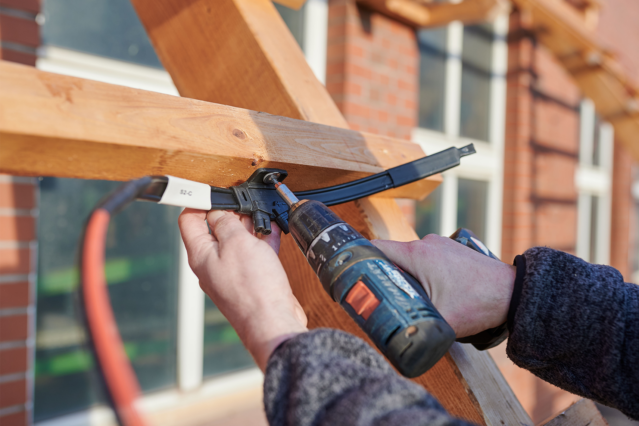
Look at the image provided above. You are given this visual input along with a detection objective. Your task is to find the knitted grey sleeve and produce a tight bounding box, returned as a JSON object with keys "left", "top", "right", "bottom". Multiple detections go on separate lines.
{"left": 507, "top": 247, "right": 639, "bottom": 420}
{"left": 263, "top": 328, "right": 474, "bottom": 426}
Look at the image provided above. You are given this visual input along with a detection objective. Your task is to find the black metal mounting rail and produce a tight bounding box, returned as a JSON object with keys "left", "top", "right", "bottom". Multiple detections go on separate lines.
{"left": 138, "top": 144, "right": 475, "bottom": 234}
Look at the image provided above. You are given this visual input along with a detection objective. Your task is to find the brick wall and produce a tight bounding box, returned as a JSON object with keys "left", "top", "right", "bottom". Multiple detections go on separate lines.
{"left": 326, "top": 0, "right": 418, "bottom": 140}
{"left": 498, "top": 9, "right": 585, "bottom": 422}
{"left": 0, "top": 1, "right": 40, "bottom": 425}
{"left": 0, "top": 0, "right": 39, "bottom": 65}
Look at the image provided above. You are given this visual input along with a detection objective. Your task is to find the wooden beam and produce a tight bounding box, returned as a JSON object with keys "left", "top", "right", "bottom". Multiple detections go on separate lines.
{"left": 511, "top": 0, "right": 639, "bottom": 162}
{"left": 357, "top": 0, "right": 509, "bottom": 28}
{"left": 130, "top": 0, "right": 532, "bottom": 424}
{"left": 0, "top": 60, "right": 441, "bottom": 196}
{"left": 538, "top": 399, "right": 608, "bottom": 426}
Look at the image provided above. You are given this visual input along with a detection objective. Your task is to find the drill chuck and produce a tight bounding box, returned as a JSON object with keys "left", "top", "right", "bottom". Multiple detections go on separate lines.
{"left": 288, "top": 200, "right": 456, "bottom": 377}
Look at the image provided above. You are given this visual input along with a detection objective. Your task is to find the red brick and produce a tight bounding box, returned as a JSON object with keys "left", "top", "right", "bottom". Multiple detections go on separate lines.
{"left": 0, "top": 282, "right": 29, "bottom": 309}
{"left": 0, "top": 249, "right": 30, "bottom": 274}
{"left": 534, "top": 153, "right": 578, "bottom": 200}
{"left": 0, "top": 217, "right": 35, "bottom": 242}
{"left": 0, "top": 347, "right": 27, "bottom": 375}
{"left": 0, "top": 0, "right": 39, "bottom": 13}
{"left": 0, "top": 379, "right": 26, "bottom": 409}
{"left": 0, "top": 183, "right": 35, "bottom": 209}
{"left": 0, "top": 315, "right": 28, "bottom": 342}
{"left": 0, "top": 15, "right": 39, "bottom": 47}
{"left": 0, "top": 48, "right": 35, "bottom": 66}
{"left": 0, "top": 410, "right": 27, "bottom": 426}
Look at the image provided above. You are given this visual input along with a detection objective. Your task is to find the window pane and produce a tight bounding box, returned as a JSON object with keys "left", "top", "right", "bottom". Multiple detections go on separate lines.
{"left": 592, "top": 114, "right": 602, "bottom": 167}
{"left": 42, "top": 0, "right": 162, "bottom": 68}
{"left": 274, "top": 3, "right": 306, "bottom": 49}
{"left": 418, "top": 28, "right": 447, "bottom": 132}
{"left": 415, "top": 184, "right": 442, "bottom": 237}
{"left": 35, "top": 178, "right": 180, "bottom": 421}
{"left": 203, "top": 299, "right": 255, "bottom": 377}
{"left": 460, "top": 25, "right": 493, "bottom": 141}
{"left": 590, "top": 195, "right": 599, "bottom": 263}
{"left": 457, "top": 178, "right": 488, "bottom": 242}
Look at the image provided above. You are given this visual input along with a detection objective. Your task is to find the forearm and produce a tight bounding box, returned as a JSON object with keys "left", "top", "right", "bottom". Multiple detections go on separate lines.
{"left": 507, "top": 247, "right": 639, "bottom": 420}
{"left": 264, "top": 328, "right": 474, "bottom": 426}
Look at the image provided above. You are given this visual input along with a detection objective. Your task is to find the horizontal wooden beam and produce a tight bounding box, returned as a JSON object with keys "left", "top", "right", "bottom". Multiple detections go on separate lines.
{"left": 0, "top": 61, "right": 440, "bottom": 197}
{"left": 357, "top": 0, "right": 509, "bottom": 28}
{"left": 512, "top": 0, "right": 639, "bottom": 162}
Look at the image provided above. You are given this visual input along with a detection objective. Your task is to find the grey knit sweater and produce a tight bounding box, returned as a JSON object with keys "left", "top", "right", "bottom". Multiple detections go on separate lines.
{"left": 264, "top": 247, "right": 639, "bottom": 425}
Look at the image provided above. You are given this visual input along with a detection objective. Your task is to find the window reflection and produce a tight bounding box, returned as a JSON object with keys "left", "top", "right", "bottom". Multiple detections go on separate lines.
{"left": 274, "top": 3, "right": 306, "bottom": 48}
{"left": 35, "top": 178, "right": 180, "bottom": 421}
{"left": 415, "top": 184, "right": 443, "bottom": 237}
{"left": 42, "top": 0, "right": 162, "bottom": 68}
{"left": 203, "top": 299, "right": 255, "bottom": 377}
{"left": 460, "top": 25, "right": 493, "bottom": 141}
{"left": 418, "top": 28, "right": 447, "bottom": 132}
{"left": 457, "top": 178, "right": 488, "bottom": 241}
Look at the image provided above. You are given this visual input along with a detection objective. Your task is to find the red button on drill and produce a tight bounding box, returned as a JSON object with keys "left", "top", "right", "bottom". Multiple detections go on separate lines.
{"left": 345, "top": 281, "right": 380, "bottom": 320}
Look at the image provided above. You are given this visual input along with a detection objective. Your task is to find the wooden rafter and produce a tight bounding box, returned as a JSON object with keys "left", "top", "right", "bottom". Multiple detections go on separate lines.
{"left": 0, "top": 61, "right": 439, "bottom": 198}
{"left": 128, "top": 0, "right": 532, "bottom": 424}
{"left": 511, "top": 0, "right": 639, "bottom": 161}
{"left": 357, "top": 0, "right": 510, "bottom": 28}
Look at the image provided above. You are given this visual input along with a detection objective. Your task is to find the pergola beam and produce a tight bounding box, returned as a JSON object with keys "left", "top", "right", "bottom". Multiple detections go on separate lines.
{"left": 357, "top": 0, "right": 510, "bottom": 28}
{"left": 0, "top": 60, "right": 439, "bottom": 197}
{"left": 511, "top": 0, "right": 639, "bottom": 160}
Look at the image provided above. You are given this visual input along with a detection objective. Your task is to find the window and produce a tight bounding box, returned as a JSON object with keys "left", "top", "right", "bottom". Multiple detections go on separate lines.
{"left": 460, "top": 25, "right": 493, "bottom": 142}
{"left": 35, "top": 179, "right": 181, "bottom": 421}
{"left": 575, "top": 99, "right": 613, "bottom": 264}
{"left": 35, "top": 0, "right": 329, "bottom": 423}
{"left": 417, "top": 28, "right": 447, "bottom": 132}
{"left": 42, "top": 0, "right": 162, "bottom": 68}
{"left": 274, "top": 0, "right": 328, "bottom": 84}
{"left": 412, "top": 16, "right": 507, "bottom": 256}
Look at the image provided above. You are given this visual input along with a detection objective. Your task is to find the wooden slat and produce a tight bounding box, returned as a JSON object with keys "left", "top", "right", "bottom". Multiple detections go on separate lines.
{"left": 512, "top": 0, "right": 639, "bottom": 162}
{"left": 130, "top": 0, "right": 532, "bottom": 424}
{"left": 0, "top": 60, "right": 443, "bottom": 195}
{"left": 538, "top": 399, "right": 608, "bottom": 426}
{"left": 357, "top": 0, "right": 509, "bottom": 28}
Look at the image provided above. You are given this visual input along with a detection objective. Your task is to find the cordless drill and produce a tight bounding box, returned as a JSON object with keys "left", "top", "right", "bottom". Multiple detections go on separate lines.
{"left": 264, "top": 172, "right": 456, "bottom": 378}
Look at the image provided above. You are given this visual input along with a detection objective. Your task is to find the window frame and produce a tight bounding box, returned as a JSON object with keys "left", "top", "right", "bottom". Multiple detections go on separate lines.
{"left": 575, "top": 99, "right": 614, "bottom": 264}
{"left": 412, "top": 14, "right": 508, "bottom": 257}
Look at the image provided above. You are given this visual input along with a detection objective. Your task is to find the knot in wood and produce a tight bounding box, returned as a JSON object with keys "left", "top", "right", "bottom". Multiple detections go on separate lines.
{"left": 232, "top": 129, "right": 246, "bottom": 140}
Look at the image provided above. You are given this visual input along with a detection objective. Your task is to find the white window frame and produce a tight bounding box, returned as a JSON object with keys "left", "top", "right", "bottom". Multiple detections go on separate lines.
{"left": 412, "top": 15, "right": 508, "bottom": 257}
{"left": 34, "top": 3, "right": 329, "bottom": 421}
{"left": 575, "top": 99, "right": 614, "bottom": 264}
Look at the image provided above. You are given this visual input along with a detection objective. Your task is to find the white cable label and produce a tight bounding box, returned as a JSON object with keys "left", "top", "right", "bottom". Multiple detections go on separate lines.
{"left": 158, "top": 176, "right": 212, "bottom": 210}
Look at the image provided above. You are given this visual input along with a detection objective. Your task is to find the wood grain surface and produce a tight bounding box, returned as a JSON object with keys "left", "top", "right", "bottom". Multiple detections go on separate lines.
{"left": 130, "top": 0, "right": 529, "bottom": 424}
{"left": 0, "top": 60, "right": 439, "bottom": 197}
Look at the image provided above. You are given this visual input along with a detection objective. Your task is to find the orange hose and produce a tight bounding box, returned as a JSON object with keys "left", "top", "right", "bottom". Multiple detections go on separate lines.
{"left": 82, "top": 209, "right": 147, "bottom": 426}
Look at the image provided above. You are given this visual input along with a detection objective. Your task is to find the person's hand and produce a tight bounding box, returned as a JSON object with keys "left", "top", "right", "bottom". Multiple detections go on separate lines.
{"left": 178, "top": 209, "right": 308, "bottom": 371}
{"left": 372, "top": 235, "right": 516, "bottom": 339}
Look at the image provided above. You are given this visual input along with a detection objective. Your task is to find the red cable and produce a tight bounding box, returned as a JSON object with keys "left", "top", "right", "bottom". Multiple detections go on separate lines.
{"left": 82, "top": 209, "right": 148, "bottom": 426}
